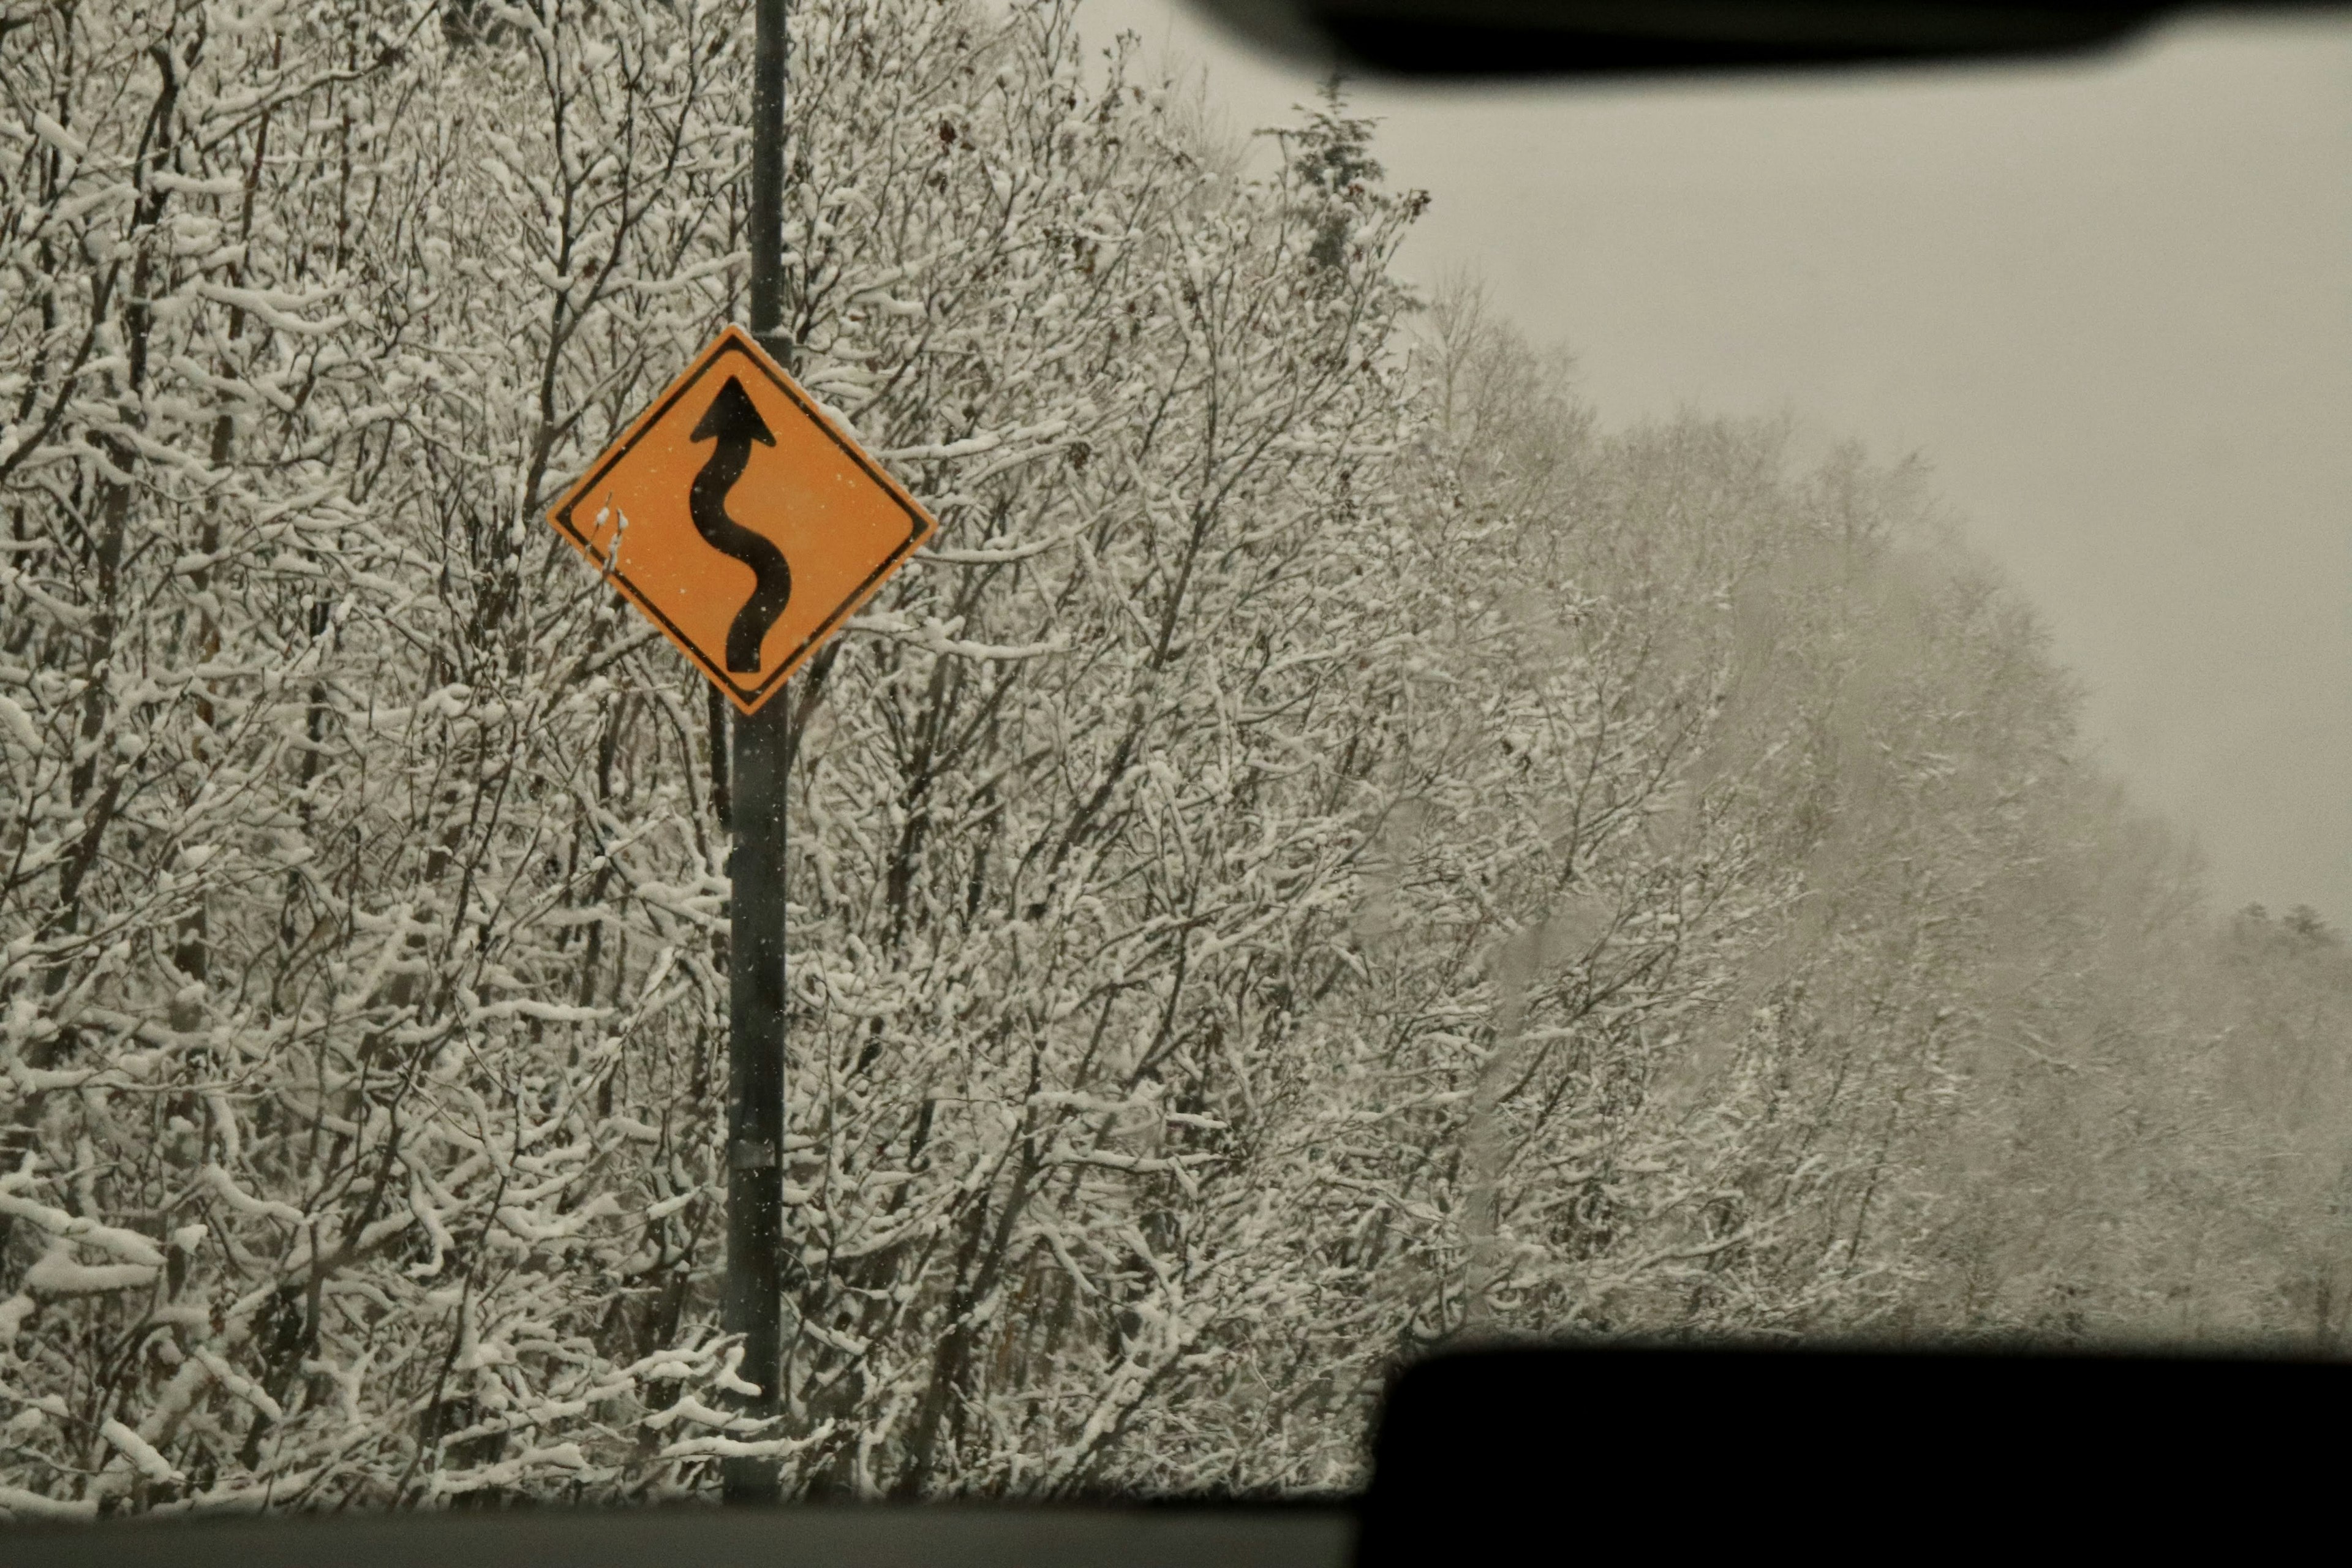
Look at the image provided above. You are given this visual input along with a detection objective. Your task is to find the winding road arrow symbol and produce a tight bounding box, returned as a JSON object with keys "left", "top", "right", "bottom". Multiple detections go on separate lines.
{"left": 690, "top": 375, "right": 792, "bottom": 673}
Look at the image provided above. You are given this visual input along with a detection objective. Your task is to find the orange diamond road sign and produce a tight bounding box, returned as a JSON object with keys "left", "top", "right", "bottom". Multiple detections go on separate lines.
{"left": 547, "top": 325, "right": 937, "bottom": 715}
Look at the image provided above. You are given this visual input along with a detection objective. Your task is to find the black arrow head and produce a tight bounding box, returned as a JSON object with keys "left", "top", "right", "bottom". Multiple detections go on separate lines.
{"left": 690, "top": 375, "right": 775, "bottom": 446}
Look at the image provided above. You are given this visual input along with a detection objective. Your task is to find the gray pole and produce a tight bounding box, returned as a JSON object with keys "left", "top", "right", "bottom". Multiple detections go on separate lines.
{"left": 724, "top": 0, "right": 790, "bottom": 1508}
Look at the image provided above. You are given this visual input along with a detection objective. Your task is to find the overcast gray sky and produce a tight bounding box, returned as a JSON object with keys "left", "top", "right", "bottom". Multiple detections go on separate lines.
{"left": 1082, "top": 1, "right": 2352, "bottom": 929}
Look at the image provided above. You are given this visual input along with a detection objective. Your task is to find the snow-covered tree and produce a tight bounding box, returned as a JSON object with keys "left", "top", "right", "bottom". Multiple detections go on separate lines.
{"left": 1, "top": 0, "right": 1433, "bottom": 1509}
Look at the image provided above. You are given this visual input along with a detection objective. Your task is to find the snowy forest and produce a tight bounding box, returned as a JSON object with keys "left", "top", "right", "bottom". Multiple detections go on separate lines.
{"left": 2, "top": 0, "right": 2349, "bottom": 1518}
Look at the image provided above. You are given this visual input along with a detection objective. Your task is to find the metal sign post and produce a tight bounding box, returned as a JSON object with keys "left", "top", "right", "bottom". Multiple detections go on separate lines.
{"left": 723, "top": 699, "right": 788, "bottom": 1507}
{"left": 723, "top": 0, "right": 791, "bottom": 1506}
{"left": 545, "top": 0, "right": 935, "bottom": 1506}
